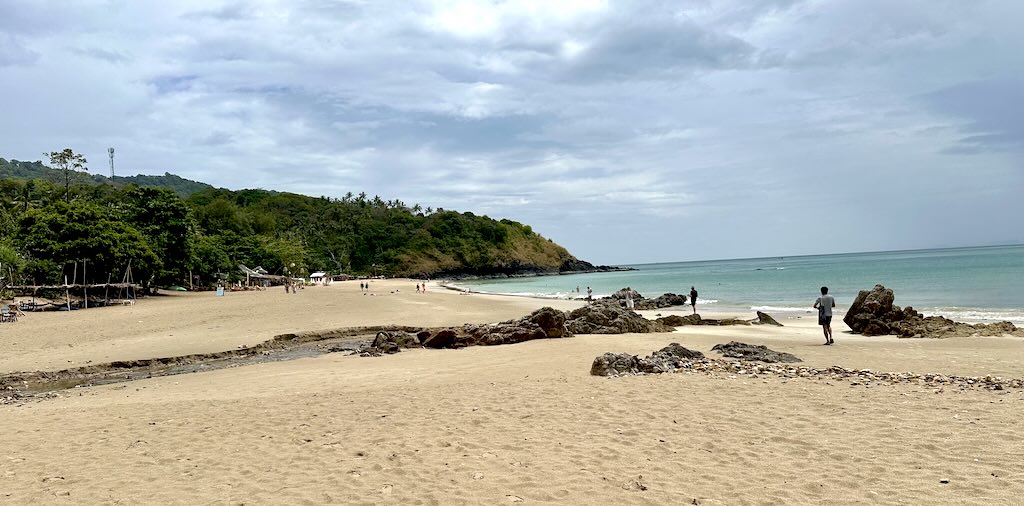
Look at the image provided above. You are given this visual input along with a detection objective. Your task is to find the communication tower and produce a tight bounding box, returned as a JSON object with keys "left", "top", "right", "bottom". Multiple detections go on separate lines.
{"left": 107, "top": 147, "right": 115, "bottom": 178}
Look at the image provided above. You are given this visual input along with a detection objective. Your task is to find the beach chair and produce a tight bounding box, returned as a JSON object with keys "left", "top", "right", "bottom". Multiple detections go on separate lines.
{"left": 0, "top": 306, "right": 15, "bottom": 323}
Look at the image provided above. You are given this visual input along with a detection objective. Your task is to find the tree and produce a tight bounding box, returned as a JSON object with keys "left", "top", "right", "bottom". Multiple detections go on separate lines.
{"left": 45, "top": 148, "right": 88, "bottom": 203}
{"left": 120, "top": 186, "right": 194, "bottom": 286}
{"left": 17, "top": 200, "right": 158, "bottom": 287}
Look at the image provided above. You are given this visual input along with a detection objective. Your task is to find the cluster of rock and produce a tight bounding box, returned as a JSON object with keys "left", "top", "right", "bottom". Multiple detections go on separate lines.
{"left": 606, "top": 289, "right": 686, "bottom": 310}
{"left": 566, "top": 299, "right": 672, "bottom": 334}
{"left": 360, "top": 298, "right": 791, "bottom": 355}
{"left": 681, "top": 362, "right": 1024, "bottom": 391}
{"left": 591, "top": 344, "right": 1023, "bottom": 391}
{"left": 844, "top": 284, "right": 1023, "bottom": 338}
{"left": 591, "top": 341, "right": 799, "bottom": 376}
{"left": 710, "top": 341, "right": 802, "bottom": 363}
{"left": 590, "top": 343, "right": 705, "bottom": 376}
{"left": 360, "top": 307, "right": 571, "bottom": 355}
{"left": 653, "top": 311, "right": 782, "bottom": 327}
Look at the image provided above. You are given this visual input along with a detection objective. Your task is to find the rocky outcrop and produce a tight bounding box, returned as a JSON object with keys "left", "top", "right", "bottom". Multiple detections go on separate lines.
{"left": 419, "top": 307, "right": 571, "bottom": 349}
{"left": 636, "top": 293, "right": 686, "bottom": 310}
{"left": 605, "top": 289, "right": 687, "bottom": 310}
{"left": 710, "top": 341, "right": 801, "bottom": 363}
{"left": 843, "top": 284, "right": 901, "bottom": 336}
{"left": 655, "top": 314, "right": 703, "bottom": 326}
{"left": 654, "top": 313, "right": 772, "bottom": 327}
{"left": 590, "top": 343, "right": 704, "bottom": 376}
{"left": 844, "top": 284, "right": 1023, "bottom": 338}
{"left": 566, "top": 299, "right": 672, "bottom": 334}
{"left": 638, "top": 343, "right": 706, "bottom": 373}
{"left": 361, "top": 302, "right": 678, "bottom": 355}
{"left": 754, "top": 311, "right": 783, "bottom": 326}
{"left": 361, "top": 330, "right": 422, "bottom": 356}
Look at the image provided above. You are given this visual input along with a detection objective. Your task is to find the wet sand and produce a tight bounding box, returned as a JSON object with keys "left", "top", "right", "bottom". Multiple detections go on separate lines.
{"left": 2, "top": 280, "right": 1023, "bottom": 504}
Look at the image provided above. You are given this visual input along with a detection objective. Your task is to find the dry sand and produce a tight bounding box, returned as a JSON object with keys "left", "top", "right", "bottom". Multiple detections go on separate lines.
{"left": 2, "top": 279, "right": 1023, "bottom": 504}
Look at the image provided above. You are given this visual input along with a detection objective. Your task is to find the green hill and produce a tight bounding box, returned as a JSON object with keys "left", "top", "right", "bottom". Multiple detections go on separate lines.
{"left": 0, "top": 154, "right": 610, "bottom": 287}
{"left": 1, "top": 158, "right": 213, "bottom": 198}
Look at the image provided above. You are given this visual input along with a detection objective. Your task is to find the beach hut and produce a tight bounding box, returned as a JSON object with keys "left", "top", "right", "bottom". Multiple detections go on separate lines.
{"left": 309, "top": 271, "right": 328, "bottom": 285}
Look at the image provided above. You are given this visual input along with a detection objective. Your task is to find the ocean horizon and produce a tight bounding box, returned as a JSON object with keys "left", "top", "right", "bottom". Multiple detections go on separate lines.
{"left": 449, "top": 244, "right": 1024, "bottom": 325}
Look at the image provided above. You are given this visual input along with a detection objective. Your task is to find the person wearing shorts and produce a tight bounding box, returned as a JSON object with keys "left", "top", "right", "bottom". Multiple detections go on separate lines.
{"left": 689, "top": 286, "right": 698, "bottom": 314}
{"left": 814, "top": 286, "right": 836, "bottom": 345}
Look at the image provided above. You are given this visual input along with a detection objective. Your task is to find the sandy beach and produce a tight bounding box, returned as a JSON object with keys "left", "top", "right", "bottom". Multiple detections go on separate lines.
{"left": 2, "top": 279, "right": 1023, "bottom": 504}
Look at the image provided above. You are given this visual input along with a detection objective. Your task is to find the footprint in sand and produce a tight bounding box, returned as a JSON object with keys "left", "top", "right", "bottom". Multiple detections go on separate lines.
{"left": 380, "top": 484, "right": 393, "bottom": 495}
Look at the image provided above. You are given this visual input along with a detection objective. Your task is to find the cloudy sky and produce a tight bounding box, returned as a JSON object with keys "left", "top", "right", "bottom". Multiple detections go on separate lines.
{"left": 1, "top": 0, "right": 1021, "bottom": 264}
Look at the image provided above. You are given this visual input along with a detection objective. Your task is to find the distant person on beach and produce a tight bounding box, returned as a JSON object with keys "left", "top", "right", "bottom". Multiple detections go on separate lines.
{"left": 625, "top": 287, "right": 635, "bottom": 311}
{"left": 587, "top": 287, "right": 592, "bottom": 301}
{"left": 689, "top": 286, "right": 698, "bottom": 314}
{"left": 814, "top": 286, "right": 836, "bottom": 345}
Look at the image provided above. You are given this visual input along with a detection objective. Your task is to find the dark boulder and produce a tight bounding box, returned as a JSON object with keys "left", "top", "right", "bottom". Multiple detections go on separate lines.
{"left": 421, "top": 329, "right": 458, "bottom": 348}
{"left": 591, "top": 352, "right": 640, "bottom": 376}
{"left": 635, "top": 293, "right": 687, "bottom": 310}
{"left": 711, "top": 341, "right": 802, "bottom": 363}
{"left": 638, "top": 343, "right": 705, "bottom": 373}
{"left": 655, "top": 314, "right": 702, "bottom": 326}
{"left": 754, "top": 311, "right": 783, "bottom": 326}
{"left": 844, "top": 284, "right": 897, "bottom": 336}
{"left": 528, "top": 306, "right": 570, "bottom": 338}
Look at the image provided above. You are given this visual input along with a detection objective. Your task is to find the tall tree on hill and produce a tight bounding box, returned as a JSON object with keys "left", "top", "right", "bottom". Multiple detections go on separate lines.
{"left": 45, "top": 148, "right": 88, "bottom": 203}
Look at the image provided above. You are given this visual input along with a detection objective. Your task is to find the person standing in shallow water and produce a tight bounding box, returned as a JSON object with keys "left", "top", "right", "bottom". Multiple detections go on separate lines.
{"left": 814, "top": 286, "right": 836, "bottom": 345}
{"left": 689, "top": 286, "right": 698, "bottom": 314}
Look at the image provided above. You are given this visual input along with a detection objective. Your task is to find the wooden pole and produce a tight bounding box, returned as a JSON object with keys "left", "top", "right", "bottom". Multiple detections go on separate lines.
{"left": 105, "top": 273, "right": 111, "bottom": 306}
{"left": 83, "top": 259, "right": 88, "bottom": 309}
{"left": 65, "top": 275, "right": 71, "bottom": 312}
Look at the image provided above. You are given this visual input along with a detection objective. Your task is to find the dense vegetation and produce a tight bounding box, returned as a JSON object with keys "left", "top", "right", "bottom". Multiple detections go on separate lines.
{"left": 1, "top": 157, "right": 213, "bottom": 198}
{"left": 0, "top": 155, "right": 589, "bottom": 289}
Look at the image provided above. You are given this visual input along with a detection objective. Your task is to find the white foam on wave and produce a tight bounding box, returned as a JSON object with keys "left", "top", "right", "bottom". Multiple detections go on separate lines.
{"left": 923, "top": 308, "right": 1024, "bottom": 325}
{"left": 751, "top": 305, "right": 814, "bottom": 313}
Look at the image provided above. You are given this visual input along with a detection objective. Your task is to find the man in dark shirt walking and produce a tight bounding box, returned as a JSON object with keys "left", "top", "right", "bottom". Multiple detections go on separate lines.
{"left": 689, "top": 286, "right": 698, "bottom": 314}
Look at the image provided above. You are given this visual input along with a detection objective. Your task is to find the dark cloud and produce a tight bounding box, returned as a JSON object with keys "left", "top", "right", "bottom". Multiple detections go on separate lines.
{"left": 564, "top": 16, "right": 766, "bottom": 80}
{"left": 181, "top": 3, "right": 255, "bottom": 22}
{"left": 924, "top": 79, "right": 1024, "bottom": 153}
{"left": 70, "top": 46, "right": 130, "bottom": 63}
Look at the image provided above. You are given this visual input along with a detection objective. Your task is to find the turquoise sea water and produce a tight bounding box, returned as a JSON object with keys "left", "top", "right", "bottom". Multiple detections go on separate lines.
{"left": 450, "top": 245, "right": 1024, "bottom": 324}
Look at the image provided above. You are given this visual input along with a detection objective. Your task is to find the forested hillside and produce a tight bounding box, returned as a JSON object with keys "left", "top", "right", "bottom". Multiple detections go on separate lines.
{"left": 0, "top": 156, "right": 601, "bottom": 289}
{"left": 1, "top": 157, "right": 213, "bottom": 197}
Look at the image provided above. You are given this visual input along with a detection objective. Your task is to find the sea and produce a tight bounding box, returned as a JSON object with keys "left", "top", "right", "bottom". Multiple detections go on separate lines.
{"left": 448, "top": 245, "right": 1024, "bottom": 325}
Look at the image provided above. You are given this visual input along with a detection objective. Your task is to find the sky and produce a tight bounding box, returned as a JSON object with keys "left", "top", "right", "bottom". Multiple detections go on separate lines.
{"left": 1, "top": 0, "right": 1022, "bottom": 265}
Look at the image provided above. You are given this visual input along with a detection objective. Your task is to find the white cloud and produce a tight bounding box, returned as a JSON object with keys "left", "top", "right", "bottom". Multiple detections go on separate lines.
{"left": 1, "top": 0, "right": 1022, "bottom": 263}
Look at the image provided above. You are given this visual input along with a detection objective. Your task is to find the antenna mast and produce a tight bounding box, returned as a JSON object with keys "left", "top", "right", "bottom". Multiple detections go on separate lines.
{"left": 107, "top": 147, "right": 115, "bottom": 178}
